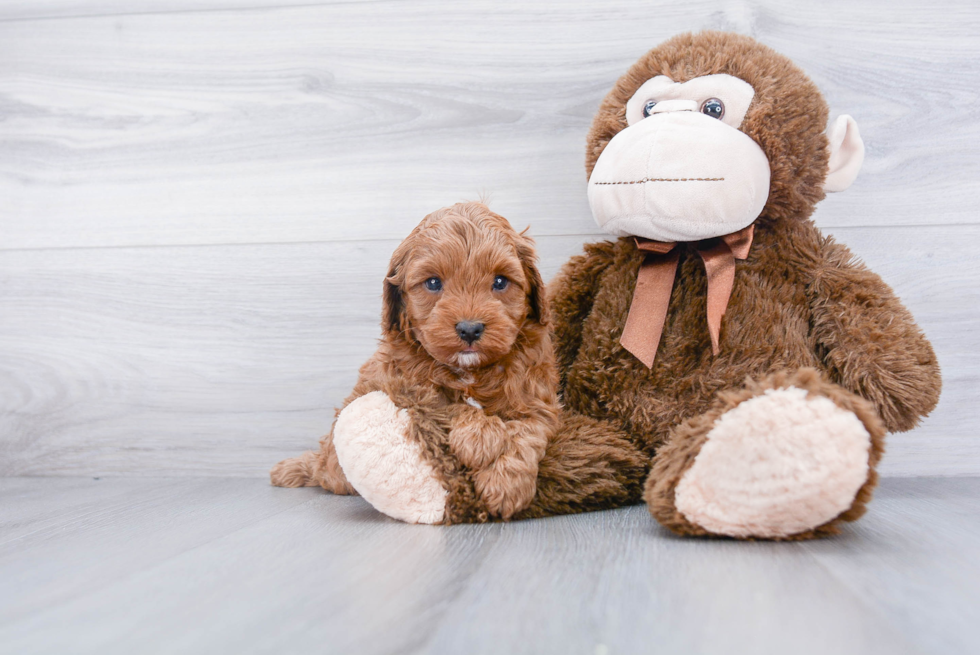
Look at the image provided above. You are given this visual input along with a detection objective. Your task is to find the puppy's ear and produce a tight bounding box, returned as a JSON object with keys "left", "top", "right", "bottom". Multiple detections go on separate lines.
{"left": 516, "top": 232, "right": 548, "bottom": 325}
{"left": 382, "top": 241, "right": 411, "bottom": 337}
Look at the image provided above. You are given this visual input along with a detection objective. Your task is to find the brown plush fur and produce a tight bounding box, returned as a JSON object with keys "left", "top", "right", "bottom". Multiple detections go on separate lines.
{"left": 547, "top": 31, "right": 941, "bottom": 538}
{"left": 272, "top": 201, "right": 561, "bottom": 520}
{"left": 645, "top": 368, "right": 886, "bottom": 540}
{"left": 553, "top": 222, "right": 940, "bottom": 455}
{"left": 517, "top": 413, "right": 649, "bottom": 520}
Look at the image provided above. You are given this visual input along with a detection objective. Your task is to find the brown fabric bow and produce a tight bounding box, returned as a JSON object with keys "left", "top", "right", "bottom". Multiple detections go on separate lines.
{"left": 620, "top": 224, "right": 755, "bottom": 368}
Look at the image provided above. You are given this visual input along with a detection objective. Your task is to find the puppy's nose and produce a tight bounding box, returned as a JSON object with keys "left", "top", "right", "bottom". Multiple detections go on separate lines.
{"left": 455, "top": 321, "right": 485, "bottom": 344}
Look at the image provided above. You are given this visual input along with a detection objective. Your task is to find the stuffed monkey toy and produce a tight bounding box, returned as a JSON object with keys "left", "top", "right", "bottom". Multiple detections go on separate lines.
{"left": 285, "top": 31, "right": 940, "bottom": 540}
{"left": 549, "top": 30, "right": 940, "bottom": 538}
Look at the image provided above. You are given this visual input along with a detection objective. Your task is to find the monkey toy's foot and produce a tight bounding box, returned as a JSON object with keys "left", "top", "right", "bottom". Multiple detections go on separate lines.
{"left": 333, "top": 391, "right": 449, "bottom": 524}
{"left": 646, "top": 369, "right": 886, "bottom": 540}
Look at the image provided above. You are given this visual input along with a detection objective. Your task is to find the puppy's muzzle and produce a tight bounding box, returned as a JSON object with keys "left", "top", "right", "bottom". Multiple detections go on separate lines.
{"left": 455, "top": 321, "right": 485, "bottom": 345}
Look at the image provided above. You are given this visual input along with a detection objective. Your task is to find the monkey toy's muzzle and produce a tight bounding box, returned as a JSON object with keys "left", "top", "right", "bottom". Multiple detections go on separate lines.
{"left": 588, "top": 110, "right": 771, "bottom": 242}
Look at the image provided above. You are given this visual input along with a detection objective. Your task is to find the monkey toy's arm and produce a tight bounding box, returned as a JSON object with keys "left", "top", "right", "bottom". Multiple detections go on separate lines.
{"left": 547, "top": 240, "right": 618, "bottom": 393}
{"left": 807, "top": 237, "right": 941, "bottom": 432}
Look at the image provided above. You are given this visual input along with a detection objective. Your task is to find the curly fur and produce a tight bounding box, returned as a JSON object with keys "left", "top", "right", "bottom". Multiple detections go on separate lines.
{"left": 271, "top": 202, "right": 559, "bottom": 521}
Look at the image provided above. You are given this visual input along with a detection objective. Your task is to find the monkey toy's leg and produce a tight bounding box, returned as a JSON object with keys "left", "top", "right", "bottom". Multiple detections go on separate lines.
{"left": 645, "top": 368, "right": 886, "bottom": 540}
{"left": 330, "top": 389, "right": 649, "bottom": 524}
{"left": 517, "top": 413, "right": 648, "bottom": 519}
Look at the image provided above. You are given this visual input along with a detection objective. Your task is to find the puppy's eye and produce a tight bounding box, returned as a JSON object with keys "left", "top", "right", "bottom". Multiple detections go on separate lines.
{"left": 701, "top": 98, "right": 724, "bottom": 120}
{"left": 492, "top": 275, "right": 509, "bottom": 291}
{"left": 424, "top": 277, "right": 442, "bottom": 292}
{"left": 641, "top": 100, "right": 658, "bottom": 118}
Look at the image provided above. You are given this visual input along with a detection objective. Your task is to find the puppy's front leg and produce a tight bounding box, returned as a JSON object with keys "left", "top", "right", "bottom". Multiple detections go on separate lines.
{"left": 449, "top": 405, "right": 509, "bottom": 470}
{"left": 450, "top": 407, "right": 549, "bottom": 520}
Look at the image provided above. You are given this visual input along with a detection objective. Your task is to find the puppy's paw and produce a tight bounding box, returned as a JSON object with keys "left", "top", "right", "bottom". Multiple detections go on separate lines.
{"left": 334, "top": 391, "right": 448, "bottom": 524}
{"left": 449, "top": 408, "right": 508, "bottom": 470}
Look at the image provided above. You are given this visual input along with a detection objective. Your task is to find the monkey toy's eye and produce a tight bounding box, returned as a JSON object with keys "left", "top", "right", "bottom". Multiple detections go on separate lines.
{"left": 641, "top": 100, "right": 658, "bottom": 118}
{"left": 424, "top": 277, "right": 442, "bottom": 292}
{"left": 492, "top": 275, "right": 509, "bottom": 291}
{"left": 701, "top": 98, "right": 725, "bottom": 120}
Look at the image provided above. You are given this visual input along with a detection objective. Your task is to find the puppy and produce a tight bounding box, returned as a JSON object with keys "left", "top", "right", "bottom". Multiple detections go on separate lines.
{"left": 270, "top": 202, "right": 559, "bottom": 520}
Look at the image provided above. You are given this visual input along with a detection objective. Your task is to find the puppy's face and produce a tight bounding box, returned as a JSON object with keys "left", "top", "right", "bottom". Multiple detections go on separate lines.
{"left": 384, "top": 204, "right": 545, "bottom": 369}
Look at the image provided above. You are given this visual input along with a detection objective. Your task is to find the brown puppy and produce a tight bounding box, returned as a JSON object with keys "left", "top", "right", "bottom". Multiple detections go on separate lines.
{"left": 271, "top": 202, "right": 558, "bottom": 521}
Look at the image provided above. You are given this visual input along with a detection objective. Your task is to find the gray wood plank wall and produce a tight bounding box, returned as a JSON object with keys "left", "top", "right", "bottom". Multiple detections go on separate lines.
{"left": 2, "top": 0, "right": 978, "bottom": 477}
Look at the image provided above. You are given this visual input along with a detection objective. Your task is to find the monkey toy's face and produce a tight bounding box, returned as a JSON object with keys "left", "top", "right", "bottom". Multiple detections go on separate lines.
{"left": 589, "top": 74, "right": 770, "bottom": 242}
{"left": 586, "top": 36, "right": 866, "bottom": 243}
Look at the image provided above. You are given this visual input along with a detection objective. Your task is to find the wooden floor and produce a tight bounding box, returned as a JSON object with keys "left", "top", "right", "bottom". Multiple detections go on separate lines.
{"left": 1, "top": 476, "right": 977, "bottom": 655}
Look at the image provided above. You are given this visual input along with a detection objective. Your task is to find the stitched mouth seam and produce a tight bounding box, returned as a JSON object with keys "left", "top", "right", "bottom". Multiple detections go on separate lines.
{"left": 594, "top": 177, "right": 725, "bottom": 185}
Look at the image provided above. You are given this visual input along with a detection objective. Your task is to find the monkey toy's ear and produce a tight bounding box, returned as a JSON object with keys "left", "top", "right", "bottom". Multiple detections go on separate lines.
{"left": 823, "top": 115, "right": 865, "bottom": 193}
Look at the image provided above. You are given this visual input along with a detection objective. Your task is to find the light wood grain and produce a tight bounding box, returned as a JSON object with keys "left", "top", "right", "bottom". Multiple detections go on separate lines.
{"left": 801, "top": 477, "right": 980, "bottom": 655}
{"left": 0, "top": 477, "right": 318, "bottom": 622}
{"left": 1, "top": 476, "right": 977, "bottom": 654}
{"left": 0, "top": 0, "right": 320, "bottom": 21}
{"left": 1, "top": 4, "right": 976, "bottom": 651}
{"left": 1, "top": 0, "right": 978, "bottom": 251}
{"left": 0, "top": 478, "right": 502, "bottom": 655}
{"left": 0, "top": 225, "right": 975, "bottom": 478}
{"left": 1, "top": 0, "right": 977, "bottom": 478}
{"left": 425, "top": 505, "right": 915, "bottom": 655}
